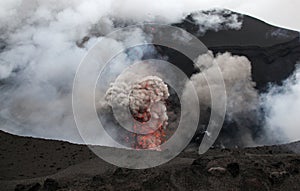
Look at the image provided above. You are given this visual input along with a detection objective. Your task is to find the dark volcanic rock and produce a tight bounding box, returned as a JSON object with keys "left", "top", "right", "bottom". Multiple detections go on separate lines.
{"left": 43, "top": 178, "right": 59, "bottom": 191}
{"left": 15, "top": 183, "right": 41, "bottom": 191}
{"left": 92, "top": 175, "right": 105, "bottom": 184}
{"left": 191, "top": 157, "right": 210, "bottom": 169}
{"left": 241, "top": 177, "right": 269, "bottom": 191}
{"left": 0, "top": 130, "right": 299, "bottom": 191}
{"left": 227, "top": 162, "right": 240, "bottom": 177}
{"left": 240, "top": 168, "right": 270, "bottom": 191}
{"left": 269, "top": 171, "right": 289, "bottom": 185}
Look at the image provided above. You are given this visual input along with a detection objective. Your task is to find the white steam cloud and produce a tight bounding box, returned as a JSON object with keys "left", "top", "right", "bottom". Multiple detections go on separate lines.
{"left": 0, "top": 0, "right": 247, "bottom": 145}
{"left": 261, "top": 63, "right": 300, "bottom": 143}
{"left": 1, "top": 0, "right": 298, "bottom": 148}
{"left": 192, "top": 9, "right": 242, "bottom": 34}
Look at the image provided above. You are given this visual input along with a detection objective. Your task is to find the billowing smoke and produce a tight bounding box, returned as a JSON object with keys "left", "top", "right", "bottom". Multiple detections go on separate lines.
{"left": 0, "top": 0, "right": 246, "bottom": 145}
{"left": 0, "top": 0, "right": 155, "bottom": 142}
{"left": 128, "top": 76, "right": 169, "bottom": 125}
{"left": 191, "top": 51, "right": 259, "bottom": 147}
{"left": 105, "top": 76, "right": 169, "bottom": 129}
{"left": 261, "top": 63, "right": 300, "bottom": 144}
{"left": 193, "top": 51, "right": 258, "bottom": 115}
{"left": 3, "top": 0, "right": 298, "bottom": 148}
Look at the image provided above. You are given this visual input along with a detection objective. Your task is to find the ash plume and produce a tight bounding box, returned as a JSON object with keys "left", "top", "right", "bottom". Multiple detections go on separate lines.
{"left": 104, "top": 76, "right": 169, "bottom": 130}
{"left": 102, "top": 76, "right": 170, "bottom": 148}
{"left": 190, "top": 51, "right": 260, "bottom": 147}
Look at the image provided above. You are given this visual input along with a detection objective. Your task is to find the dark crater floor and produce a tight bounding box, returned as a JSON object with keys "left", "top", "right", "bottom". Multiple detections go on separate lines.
{"left": 0, "top": 130, "right": 299, "bottom": 191}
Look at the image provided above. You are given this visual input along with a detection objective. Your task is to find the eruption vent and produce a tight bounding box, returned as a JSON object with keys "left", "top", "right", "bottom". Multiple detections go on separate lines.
{"left": 105, "top": 76, "right": 170, "bottom": 149}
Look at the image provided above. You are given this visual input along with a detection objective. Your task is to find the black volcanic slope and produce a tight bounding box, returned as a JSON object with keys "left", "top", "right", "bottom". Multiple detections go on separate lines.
{"left": 174, "top": 12, "right": 300, "bottom": 92}
{"left": 0, "top": 130, "right": 300, "bottom": 191}
{"left": 152, "top": 12, "right": 300, "bottom": 147}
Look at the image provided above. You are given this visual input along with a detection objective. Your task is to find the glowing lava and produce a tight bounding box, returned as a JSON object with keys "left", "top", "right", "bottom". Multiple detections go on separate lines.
{"left": 129, "top": 76, "right": 169, "bottom": 149}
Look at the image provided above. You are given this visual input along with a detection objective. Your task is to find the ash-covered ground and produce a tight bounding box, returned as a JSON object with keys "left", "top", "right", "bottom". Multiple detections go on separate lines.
{"left": 0, "top": 130, "right": 299, "bottom": 191}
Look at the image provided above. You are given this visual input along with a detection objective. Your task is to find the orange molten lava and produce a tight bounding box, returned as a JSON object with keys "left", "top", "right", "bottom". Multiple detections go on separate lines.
{"left": 128, "top": 77, "right": 169, "bottom": 150}
{"left": 134, "top": 122, "right": 166, "bottom": 149}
